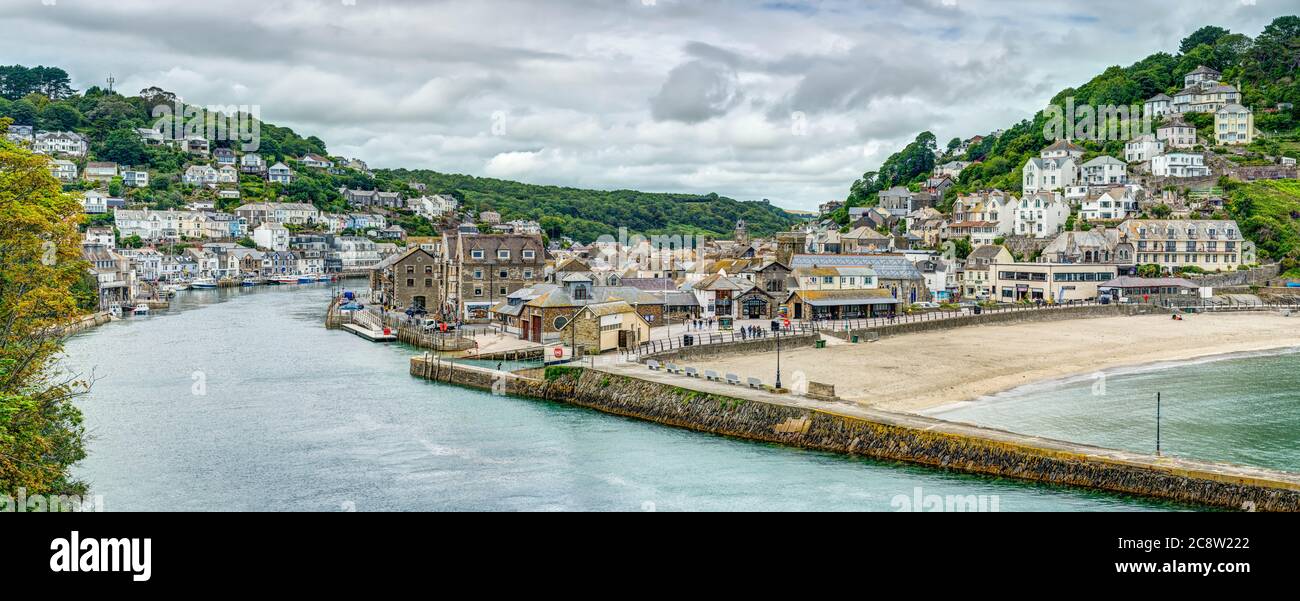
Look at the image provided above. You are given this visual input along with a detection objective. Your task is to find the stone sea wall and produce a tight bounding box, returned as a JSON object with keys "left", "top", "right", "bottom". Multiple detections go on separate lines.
{"left": 410, "top": 356, "right": 1300, "bottom": 511}
{"left": 639, "top": 333, "right": 819, "bottom": 363}
{"left": 826, "top": 304, "right": 1160, "bottom": 341}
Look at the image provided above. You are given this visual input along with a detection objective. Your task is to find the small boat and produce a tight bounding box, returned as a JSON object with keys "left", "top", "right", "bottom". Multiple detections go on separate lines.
{"left": 132, "top": 304, "right": 151, "bottom": 316}
{"left": 166, "top": 283, "right": 190, "bottom": 293}
{"left": 273, "top": 276, "right": 300, "bottom": 285}
{"left": 240, "top": 278, "right": 257, "bottom": 287}
{"left": 190, "top": 278, "right": 218, "bottom": 289}
{"left": 297, "top": 276, "right": 315, "bottom": 284}
{"left": 316, "top": 275, "right": 333, "bottom": 283}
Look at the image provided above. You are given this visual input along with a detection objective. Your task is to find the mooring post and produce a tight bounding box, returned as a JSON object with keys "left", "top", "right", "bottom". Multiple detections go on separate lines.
{"left": 1156, "top": 392, "right": 1162, "bottom": 456}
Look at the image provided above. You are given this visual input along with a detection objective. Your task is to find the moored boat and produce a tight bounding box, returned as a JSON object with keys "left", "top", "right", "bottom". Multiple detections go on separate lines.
{"left": 132, "top": 304, "right": 151, "bottom": 316}
{"left": 190, "top": 278, "right": 218, "bottom": 289}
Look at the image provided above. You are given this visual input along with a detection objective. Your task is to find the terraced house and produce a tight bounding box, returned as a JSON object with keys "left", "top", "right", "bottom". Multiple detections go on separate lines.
{"left": 1118, "top": 219, "right": 1246, "bottom": 272}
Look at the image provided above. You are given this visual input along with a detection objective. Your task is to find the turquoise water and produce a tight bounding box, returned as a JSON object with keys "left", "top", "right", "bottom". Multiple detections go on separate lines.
{"left": 63, "top": 284, "right": 1183, "bottom": 511}
{"left": 932, "top": 350, "right": 1300, "bottom": 473}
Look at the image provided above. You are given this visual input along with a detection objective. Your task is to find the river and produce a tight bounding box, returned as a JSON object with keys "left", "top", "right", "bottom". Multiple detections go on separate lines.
{"left": 63, "top": 283, "right": 1183, "bottom": 511}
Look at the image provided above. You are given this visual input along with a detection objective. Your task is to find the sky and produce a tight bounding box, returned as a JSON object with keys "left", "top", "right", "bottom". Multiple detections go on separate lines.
{"left": 1, "top": 0, "right": 1294, "bottom": 211}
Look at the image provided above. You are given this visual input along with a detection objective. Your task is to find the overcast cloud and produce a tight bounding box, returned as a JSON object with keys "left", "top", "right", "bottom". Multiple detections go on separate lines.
{"left": 1, "top": 0, "right": 1292, "bottom": 210}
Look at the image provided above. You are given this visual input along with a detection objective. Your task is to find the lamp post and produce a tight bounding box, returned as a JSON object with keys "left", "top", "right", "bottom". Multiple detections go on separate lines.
{"left": 775, "top": 329, "right": 782, "bottom": 390}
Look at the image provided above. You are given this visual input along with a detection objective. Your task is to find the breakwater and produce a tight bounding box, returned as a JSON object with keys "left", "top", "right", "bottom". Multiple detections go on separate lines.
{"left": 410, "top": 356, "right": 1300, "bottom": 511}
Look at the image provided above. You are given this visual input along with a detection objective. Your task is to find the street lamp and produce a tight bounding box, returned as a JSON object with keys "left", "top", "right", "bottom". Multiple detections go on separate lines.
{"left": 775, "top": 329, "right": 782, "bottom": 390}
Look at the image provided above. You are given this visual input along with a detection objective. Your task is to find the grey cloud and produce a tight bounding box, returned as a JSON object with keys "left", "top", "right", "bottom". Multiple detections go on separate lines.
{"left": 649, "top": 60, "right": 743, "bottom": 123}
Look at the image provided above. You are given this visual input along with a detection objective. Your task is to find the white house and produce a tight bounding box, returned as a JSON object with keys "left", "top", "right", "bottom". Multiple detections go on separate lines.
{"left": 267, "top": 162, "right": 294, "bottom": 184}
{"left": 1022, "top": 139, "right": 1084, "bottom": 194}
{"left": 82, "top": 190, "right": 109, "bottom": 214}
{"left": 1157, "top": 117, "right": 1197, "bottom": 149}
{"left": 411, "top": 194, "right": 459, "bottom": 221}
{"left": 1144, "top": 94, "right": 1173, "bottom": 119}
{"left": 1013, "top": 192, "right": 1069, "bottom": 238}
{"left": 1081, "top": 155, "right": 1128, "bottom": 186}
{"left": 183, "top": 165, "right": 219, "bottom": 186}
{"left": 32, "top": 131, "right": 88, "bottom": 156}
{"left": 1125, "top": 134, "right": 1165, "bottom": 163}
{"left": 240, "top": 153, "right": 266, "bottom": 173}
{"left": 49, "top": 159, "right": 78, "bottom": 182}
{"left": 217, "top": 165, "right": 239, "bottom": 183}
{"left": 1080, "top": 186, "right": 1140, "bottom": 222}
{"left": 253, "top": 222, "right": 291, "bottom": 252}
{"left": 1151, "top": 153, "right": 1211, "bottom": 178}
{"left": 122, "top": 170, "right": 149, "bottom": 188}
{"left": 300, "top": 154, "right": 333, "bottom": 169}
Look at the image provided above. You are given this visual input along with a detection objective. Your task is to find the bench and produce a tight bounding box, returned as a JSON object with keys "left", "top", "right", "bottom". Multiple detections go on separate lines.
{"left": 746, "top": 377, "right": 763, "bottom": 389}
{"left": 665, "top": 363, "right": 682, "bottom": 374}
{"left": 646, "top": 359, "right": 661, "bottom": 371}
{"left": 704, "top": 370, "right": 720, "bottom": 381}
{"left": 725, "top": 373, "right": 741, "bottom": 386}
{"left": 684, "top": 367, "right": 700, "bottom": 378}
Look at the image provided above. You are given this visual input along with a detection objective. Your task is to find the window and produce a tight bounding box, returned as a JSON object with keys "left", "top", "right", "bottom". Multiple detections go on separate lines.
{"left": 498, "top": 249, "right": 510, "bottom": 260}
{"left": 425, "top": 279, "right": 433, "bottom": 288}
{"left": 499, "top": 286, "right": 507, "bottom": 295}
{"left": 406, "top": 278, "right": 414, "bottom": 287}
{"left": 474, "top": 270, "right": 483, "bottom": 279}
{"left": 471, "top": 250, "right": 484, "bottom": 259}
{"left": 523, "top": 250, "right": 535, "bottom": 260}
{"left": 523, "top": 270, "right": 533, "bottom": 279}
{"left": 499, "top": 269, "right": 508, "bottom": 279}
{"left": 406, "top": 265, "right": 415, "bottom": 274}
{"left": 553, "top": 316, "right": 568, "bottom": 330}
{"left": 474, "top": 288, "right": 483, "bottom": 297}
{"left": 424, "top": 266, "right": 433, "bottom": 274}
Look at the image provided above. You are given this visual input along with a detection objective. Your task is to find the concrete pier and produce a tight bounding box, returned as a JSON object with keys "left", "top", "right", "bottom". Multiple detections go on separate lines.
{"left": 410, "top": 355, "right": 1300, "bottom": 511}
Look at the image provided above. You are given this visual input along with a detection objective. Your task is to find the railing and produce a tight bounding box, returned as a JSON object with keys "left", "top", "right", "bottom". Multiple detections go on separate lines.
{"left": 622, "top": 300, "right": 1107, "bottom": 358}
{"left": 1162, "top": 299, "right": 1300, "bottom": 312}
{"left": 805, "top": 300, "right": 1103, "bottom": 333}
{"left": 626, "top": 323, "right": 816, "bottom": 359}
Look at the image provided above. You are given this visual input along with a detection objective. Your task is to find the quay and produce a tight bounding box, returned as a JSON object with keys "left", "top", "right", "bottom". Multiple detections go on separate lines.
{"left": 409, "top": 354, "right": 1300, "bottom": 511}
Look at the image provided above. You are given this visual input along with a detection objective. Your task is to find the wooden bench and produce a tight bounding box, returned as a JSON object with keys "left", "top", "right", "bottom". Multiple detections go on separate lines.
{"left": 646, "top": 359, "right": 661, "bottom": 371}
{"left": 684, "top": 367, "right": 700, "bottom": 378}
{"left": 746, "top": 377, "right": 763, "bottom": 389}
{"left": 704, "top": 370, "right": 721, "bottom": 381}
{"left": 725, "top": 373, "right": 741, "bottom": 386}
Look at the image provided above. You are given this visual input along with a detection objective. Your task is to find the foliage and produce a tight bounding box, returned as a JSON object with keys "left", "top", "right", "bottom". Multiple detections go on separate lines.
{"left": 1226, "top": 179, "right": 1300, "bottom": 267}
{"left": 0, "top": 124, "right": 88, "bottom": 497}
{"left": 387, "top": 169, "right": 800, "bottom": 243}
{"left": 844, "top": 16, "right": 1300, "bottom": 206}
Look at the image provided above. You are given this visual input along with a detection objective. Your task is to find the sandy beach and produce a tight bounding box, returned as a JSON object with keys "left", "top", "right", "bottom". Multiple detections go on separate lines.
{"left": 690, "top": 313, "right": 1300, "bottom": 414}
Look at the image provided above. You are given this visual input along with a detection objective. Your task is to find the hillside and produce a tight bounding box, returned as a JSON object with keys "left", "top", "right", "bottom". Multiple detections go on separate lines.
{"left": 384, "top": 168, "right": 797, "bottom": 243}
{"left": 839, "top": 16, "right": 1300, "bottom": 236}
{"left": 0, "top": 67, "right": 801, "bottom": 243}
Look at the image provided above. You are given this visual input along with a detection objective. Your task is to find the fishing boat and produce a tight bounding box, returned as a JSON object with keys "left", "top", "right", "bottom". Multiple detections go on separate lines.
{"left": 297, "top": 275, "right": 316, "bottom": 284}
{"left": 132, "top": 304, "right": 151, "bottom": 316}
{"left": 190, "top": 278, "right": 218, "bottom": 289}
{"left": 273, "top": 276, "right": 301, "bottom": 285}
{"left": 316, "top": 275, "right": 333, "bottom": 283}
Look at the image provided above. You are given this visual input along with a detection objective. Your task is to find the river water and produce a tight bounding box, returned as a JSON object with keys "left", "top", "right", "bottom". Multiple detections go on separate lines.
{"left": 63, "top": 284, "right": 1185, "bottom": 511}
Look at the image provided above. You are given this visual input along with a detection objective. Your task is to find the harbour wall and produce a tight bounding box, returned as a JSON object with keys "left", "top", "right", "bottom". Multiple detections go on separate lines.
{"left": 409, "top": 356, "right": 1300, "bottom": 511}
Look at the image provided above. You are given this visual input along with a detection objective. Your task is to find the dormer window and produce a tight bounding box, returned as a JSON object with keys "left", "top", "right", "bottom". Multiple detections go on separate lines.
{"left": 471, "top": 249, "right": 484, "bottom": 260}
{"left": 498, "top": 249, "right": 510, "bottom": 260}
{"left": 522, "top": 250, "right": 535, "bottom": 260}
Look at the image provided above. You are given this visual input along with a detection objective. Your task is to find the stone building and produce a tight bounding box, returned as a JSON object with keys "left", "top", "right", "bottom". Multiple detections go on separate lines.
{"left": 371, "top": 247, "right": 444, "bottom": 313}
{"left": 455, "top": 232, "right": 546, "bottom": 320}
{"left": 561, "top": 301, "right": 650, "bottom": 354}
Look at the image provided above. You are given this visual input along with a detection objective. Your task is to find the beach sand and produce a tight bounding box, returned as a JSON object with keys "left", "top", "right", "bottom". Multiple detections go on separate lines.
{"left": 690, "top": 313, "right": 1300, "bottom": 414}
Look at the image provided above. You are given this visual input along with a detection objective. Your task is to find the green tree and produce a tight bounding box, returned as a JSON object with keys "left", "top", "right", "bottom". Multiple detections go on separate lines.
{"left": 1180, "top": 25, "right": 1230, "bottom": 53}
{"left": 99, "top": 128, "right": 148, "bottom": 166}
{"left": 0, "top": 120, "right": 89, "bottom": 497}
